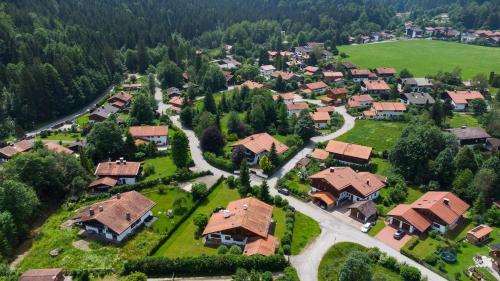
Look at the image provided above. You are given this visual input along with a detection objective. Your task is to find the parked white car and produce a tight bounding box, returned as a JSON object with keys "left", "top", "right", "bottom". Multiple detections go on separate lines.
{"left": 361, "top": 222, "right": 372, "bottom": 233}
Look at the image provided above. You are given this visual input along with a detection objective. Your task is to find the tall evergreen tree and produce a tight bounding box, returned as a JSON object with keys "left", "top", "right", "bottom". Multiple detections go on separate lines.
{"left": 171, "top": 131, "right": 190, "bottom": 168}
{"left": 203, "top": 91, "right": 217, "bottom": 114}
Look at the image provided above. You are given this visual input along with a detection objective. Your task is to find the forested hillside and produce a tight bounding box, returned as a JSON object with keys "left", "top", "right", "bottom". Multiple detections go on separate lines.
{"left": 0, "top": 0, "right": 498, "bottom": 137}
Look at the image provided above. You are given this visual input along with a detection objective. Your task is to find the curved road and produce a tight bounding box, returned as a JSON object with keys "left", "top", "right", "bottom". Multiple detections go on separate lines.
{"left": 170, "top": 101, "right": 445, "bottom": 281}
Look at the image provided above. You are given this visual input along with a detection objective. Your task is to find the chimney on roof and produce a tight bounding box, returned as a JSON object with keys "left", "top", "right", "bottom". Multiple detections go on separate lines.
{"left": 126, "top": 212, "right": 131, "bottom": 221}
{"left": 116, "top": 193, "right": 121, "bottom": 199}
{"left": 120, "top": 157, "right": 124, "bottom": 163}
{"left": 366, "top": 179, "right": 370, "bottom": 185}
{"left": 223, "top": 210, "right": 231, "bottom": 218}
{"left": 123, "top": 160, "right": 127, "bottom": 165}
{"left": 444, "top": 198, "right": 450, "bottom": 205}
{"left": 99, "top": 206, "right": 104, "bottom": 212}
{"left": 243, "top": 204, "right": 248, "bottom": 210}
{"left": 89, "top": 208, "right": 94, "bottom": 216}
{"left": 330, "top": 167, "right": 335, "bottom": 173}
{"left": 115, "top": 160, "right": 120, "bottom": 165}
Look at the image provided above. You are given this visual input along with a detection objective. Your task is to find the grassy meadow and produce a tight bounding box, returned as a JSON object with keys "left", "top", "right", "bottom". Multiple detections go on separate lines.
{"left": 335, "top": 120, "right": 406, "bottom": 152}
{"left": 339, "top": 40, "right": 500, "bottom": 79}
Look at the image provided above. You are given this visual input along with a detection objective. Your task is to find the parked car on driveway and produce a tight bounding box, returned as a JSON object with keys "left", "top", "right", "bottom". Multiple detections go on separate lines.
{"left": 393, "top": 229, "right": 405, "bottom": 240}
{"left": 278, "top": 188, "right": 290, "bottom": 196}
{"left": 361, "top": 222, "right": 372, "bottom": 233}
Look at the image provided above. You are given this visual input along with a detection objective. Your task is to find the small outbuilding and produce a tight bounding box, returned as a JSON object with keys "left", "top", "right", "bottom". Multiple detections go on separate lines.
{"left": 348, "top": 200, "right": 377, "bottom": 222}
{"left": 467, "top": 225, "right": 493, "bottom": 245}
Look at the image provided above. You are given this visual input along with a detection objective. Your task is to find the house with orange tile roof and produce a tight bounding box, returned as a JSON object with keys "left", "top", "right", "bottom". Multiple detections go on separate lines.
{"left": 325, "top": 140, "right": 372, "bottom": 164}
{"left": 361, "top": 80, "right": 391, "bottom": 96}
{"left": 311, "top": 148, "right": 329, "bottom": 160}
{"left": 445, "top": 90, "right": 485, "bottom": 111}
{"left": 388, "top": 191, "right": 469, "bottom": 234}
{"left": 327, "top": 88, "right": 349, "bottom": 105}
{"left": 88, "top": 177, "right": 118, "bottom": 193}
{"left": 347, "top": 95, "right": 373, "bottom": 108}
{"left": 304, "top": 66, "right": 321, "bottom": 76}
{"left": 169, "top": 96, "right": 186, "bottom": 113}
{"left": 95, "top": 158, "right": 142, "bottom": 184}
{"left": 239, "top": 80, "right": 264, "bottom": 90}
{"left": 108, "top": 92, "right": 132, "bottom": 109}
{"left": 0, "top": 140, "right": 33, "bottom": 161}
{"left": 272, "top": 92, "right": 296, "bottom": 104}
{"left": 310, "top": 111, "right": 331, "bottom": 129}
{"left": 323, "top": 71, "right": 344, "bottom": 83}
{"left": 271, "top": 71, "right": 300, "bottom": 82}
{"left": 309, "top": 167, "right": 386, "bottom": 209}
{"left": 366, "top": 102, "right": 407, "bottom": 119}
{"left": 316, "top": 106, "right": 336, "bottom": 115}
{"left": 302, "top": 81, "right": 328, "bottom": 95}
{"left": 75, "top": 191, "right": 155, "bottom": 242}
{"left": 350, "top": 69, "right": 373, "bottom": 83}
{"left": 202, "top": 197, "right": 276, "bottom": 256}
{"left": 45, "top": 143, "right": 74, "bottom": 155}
{"left": 129, "top": 125, "right": 169, "bottom": 146}
{"left": 231, "top": 133, "right": 288, "bottom": 165}
{"left": 375, "top": 67, "right": 396, "bottom": 81}
{"left": 286, "top": 102, "right": 309, "bottom": 116}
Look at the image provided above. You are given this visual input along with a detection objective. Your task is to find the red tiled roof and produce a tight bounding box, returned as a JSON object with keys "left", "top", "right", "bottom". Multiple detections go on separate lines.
{"left": 372, "top": 102, "right": 406, "bottom": 112}
{"left": 240, "top": 80, "right": 264, "bottom": 90}
{"left": 316, "top": 106, "right": 336, "bottom": 113}
{"left": 309, "top": 167, "right": 385, "bottom": 197}
{"left": 271, "top": 71, "right": 296, "bottom": 81}
{"left": 95, "top": 161, "right": 141, "bottom": 177}
{"left": 272, "top": 92, "right": 295, "bottom": 101}
{"left": 311, "top": 148, "right": 329, "bottom": 160}
{"left": 287, "top": 102, "right": 308, "bottom": 111}
{"left": 203, "top": 197, "right": 273, "bottom": 238}
{"left": 351, "top": 69, "right": 372, "bottom": 76}
{"left": 468, "top": 225, "right": 493, "bottom": 239}
{"left": 350, "top": 95, "right": 373, "bottom": 102}
{"left": 129, "top": 126, "right": 168, "bottom": 137}
{"left": 109, "top": 92, "right": 132, "bottom": 103}
{"left": 325, "top": 140, "right": 372, "bottom": 161}
{"left": 261, "top": 65, "right": 275, "bottom": 71}
{"left": 169, "top": 96, "right": 184, "bottom": 107}
{"left": 88, "top": 177, "right": 118, "bottom": 188}
{"left": 310, "top": 111, "right": 331, "bottom": 122}
{"left": 243, "top": 235, "right": 277, "bottom": 256}
{"left": 376, "top": 67, "right": 396, "bottom": 75}
{"left": 311, "top": 192, "right": 336, "bottom": 206}
{"left": 233, "top": 133, "right": 288, "bottom": 155}
{"left": 304, "top": 66, "right": 320, "bottom": 73}
{"left": 363, "top": 110, "right": 377, "bottom": 117}
{"left": 411, "top": 192, "right": 470, "bottom": 225}
{"left": 388, "top": 204, "right": 431, "bottom": 232}
{"left": 323, "top": 71, "right": 344, "bottom": 78}
{"left": 76, "top": 191, "right": 155, "bottom": 234}
{"left": 45, "top": 143, "right": 74, "bottom": 154}
{"left": 446, "top": 90, "right": 484, "bottom": 105}
{"left": 321, "top": 97, "right": 334, "bottom": 104}
{"left": 305, "top": 81, "right": 328, "bottom": 91}
{"left": 363, "top": 80, "right": 390, "bottom": 91}
{"left": 329, "top": 88, "right": 349, "bottom": 96}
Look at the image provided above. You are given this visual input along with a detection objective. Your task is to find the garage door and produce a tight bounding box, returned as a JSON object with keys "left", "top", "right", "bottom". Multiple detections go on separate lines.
{"left": 391, "top": 218, "right": 411, "bottom": 231}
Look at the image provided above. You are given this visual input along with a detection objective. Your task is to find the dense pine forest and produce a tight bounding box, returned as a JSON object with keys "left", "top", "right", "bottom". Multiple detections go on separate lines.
{"left": 0, "top": 0, "right": 498, "bottom": 138}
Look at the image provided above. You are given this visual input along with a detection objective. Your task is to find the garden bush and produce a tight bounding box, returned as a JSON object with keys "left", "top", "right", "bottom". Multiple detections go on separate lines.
{"left": 203, "top": 152, "right": 233, "bottom": 171}
{"left": 122, "top": 255, "right": 288, "bottom": 277}
{"left": 399, "top": 265, "right": 421, "bottom": 281}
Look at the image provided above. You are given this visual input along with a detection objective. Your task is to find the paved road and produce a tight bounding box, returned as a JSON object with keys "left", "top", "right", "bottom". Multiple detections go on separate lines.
{"left": 154, "top": 78, "right": 170, "bottom": 115}
{"left": 26, "top": 85, "right": 115, "bottom": 137}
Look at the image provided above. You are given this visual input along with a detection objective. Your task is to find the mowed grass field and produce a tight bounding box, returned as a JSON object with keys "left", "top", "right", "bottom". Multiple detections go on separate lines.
{"left": 335, "top": 120, "right": 406, "bottom": 152}
{"left": 339, "top": 40, "right": 500, "bottom": 79}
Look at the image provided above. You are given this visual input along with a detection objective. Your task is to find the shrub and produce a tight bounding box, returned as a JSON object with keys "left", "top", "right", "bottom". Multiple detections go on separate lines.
{"left": 229, "top": 245, "right": 242, "bottom": 255}
{"left": 227, "top": 176, "right": 236, "bottom": 188}
{"left": 399, "top": 265, "right": 421, "bottom": 281}
{"left": 203, "top": 152, "right": 233, "bottom": 171}
{"left": 261, "top": 271, "right": 273, "bottom": 281}
{"left": 217, "top": 245, "right": 228, "bottom": 255}
{"left": 123, "top": 272, "right": 147, "bottom": 281}
{"left": 424, "top": 253, "right": 439, "bottom": 266}
{"left": 123, "top": 255, "right": 288, "bottom": 277}
{"left": 143, "top": 163, "right": 155, "bottom": 177}
{"left": 378, "top": 254, "right": 399, "bottom": 272}
{"left": 407, "top": 238, "right": 420, "bottom": 250}
{"left": 191, "top": 183, "right": 208, "bottom": 201}
{"left": 282, "top": 244, "right": 291, "bottom": 255}
{"left": 367, "top": 247, "right": 382, "bottom": 262}
{"left": 273, "top": 195, "right": 283, "bottom": 207}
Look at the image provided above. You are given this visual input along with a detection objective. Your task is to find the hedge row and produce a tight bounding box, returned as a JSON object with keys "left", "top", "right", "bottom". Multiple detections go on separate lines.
{"left": 109, "top": 169, "right": 212, "bottom": 194}
{"left": 122, "top": 254, "right": 288, "bottom": 277}
{"left": 203, "top": 152, "right": 233, "bottom": 172}
{"left": 147, "top": 176, "right": 225, "bottom": 256}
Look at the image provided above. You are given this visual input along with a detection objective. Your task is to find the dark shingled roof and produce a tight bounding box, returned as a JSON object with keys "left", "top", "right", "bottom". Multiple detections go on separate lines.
{"left": 446, "top": 127, "right": 491, "bottom": 140}
{"left": 403, "top": 92, "right": 435, "bottom": 105}
{"left": 348, "top": 200, "right": 377, "bottom": 218}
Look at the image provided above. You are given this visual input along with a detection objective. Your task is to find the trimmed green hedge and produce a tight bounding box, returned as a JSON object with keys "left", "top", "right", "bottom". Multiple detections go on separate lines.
{"left": 122, "top": 255, "right": 288, "bottom": 277}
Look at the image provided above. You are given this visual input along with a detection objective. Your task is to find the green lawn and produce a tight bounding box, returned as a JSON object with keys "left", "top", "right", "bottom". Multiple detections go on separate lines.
{"left": 447, "top": 113, "right": 480, "bottom": 128}
{"left": 75, "top": 113, "right": 90, "bottom": 126}
{"left": 291, "top": 212, "right": 321, "bottom": 255}
{"left": 37, "top": 132, "right": 82, "bottom": 141}
{"left": 378, "top": 187, "right": 424, "bottom": 216}
{"left": 318, "top": 242, "right": 403, "bottom": 281}
{"left": 372, "top": 157, "right": 392, "bottom": 176}
{"left": 18, "top": 187, "right": 190, "bottom": 271}
{"left": 143, "top": 156, "right": 177, "bottom": 180}
{"left": 404, "top": 221, "right": 500, "bottom": 280}
{"left": 142, "top": 185, "right": 193, "bottom": 233}
{"left": 153, "top": 181, "right": 240, "bottom": 257}
{"left": 339, "top": 40, "right": 500, "bottom": 79}
{"left": 368, "top": 219, "right": 386, "bottom": 237}
{"left": 335, "top": 120, "right": 406, "bottom": 152}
